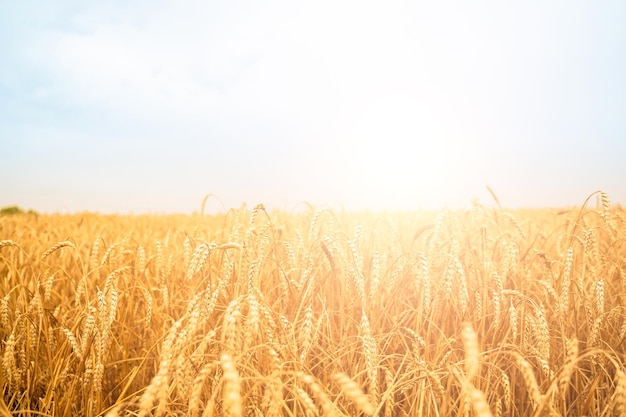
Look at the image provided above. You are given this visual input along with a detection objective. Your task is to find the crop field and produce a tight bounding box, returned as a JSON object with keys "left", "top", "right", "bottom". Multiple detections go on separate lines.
{"left": 1, "top": 192, "right": 626, "bottom": 416}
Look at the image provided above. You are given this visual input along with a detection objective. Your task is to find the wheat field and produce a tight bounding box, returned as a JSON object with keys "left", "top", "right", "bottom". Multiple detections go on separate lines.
{"left": 1, "top": 192, "right": 626, "bottom": 416}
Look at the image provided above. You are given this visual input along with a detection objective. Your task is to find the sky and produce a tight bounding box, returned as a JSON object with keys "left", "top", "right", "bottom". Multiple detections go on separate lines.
{"left": 1, "top": 1, "right": 625, "bottom": 214}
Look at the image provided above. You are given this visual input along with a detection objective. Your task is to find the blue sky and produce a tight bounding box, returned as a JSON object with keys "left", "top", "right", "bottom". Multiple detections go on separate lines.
{"left": 1, "top": 1, "right": 625, "bottom": 213}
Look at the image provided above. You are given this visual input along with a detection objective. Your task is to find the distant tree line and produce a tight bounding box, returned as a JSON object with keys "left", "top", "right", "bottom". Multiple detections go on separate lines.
{"left": 0, "top": 205, "right": 38, "bottom": 215}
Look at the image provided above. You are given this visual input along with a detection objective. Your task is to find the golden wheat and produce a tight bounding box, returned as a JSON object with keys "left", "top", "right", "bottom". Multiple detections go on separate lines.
{"left": 334, "top": 372, "right": 375, "bottom": 416}
{"left": 1, "top": 193, "right": 625, "bottom": 416}
{"left": 221, "top": 353, "right": 242, "bottom": 417}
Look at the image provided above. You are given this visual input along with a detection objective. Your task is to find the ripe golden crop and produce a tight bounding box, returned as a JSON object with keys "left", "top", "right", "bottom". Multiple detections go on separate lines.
{"left": 1, "top": 195, "right": 625, "bottom": 416}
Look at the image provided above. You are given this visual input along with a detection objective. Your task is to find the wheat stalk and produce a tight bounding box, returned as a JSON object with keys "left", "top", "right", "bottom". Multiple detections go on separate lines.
{"left": 468, "top": 386, "right": 493, "bottom": 417}
{"left": 189, "top": 362, "right": 216, "bottom": 417}
{"left": 559, "top": 337, "right": 578, "bottom": 396}
{"left": 614, "top": 369, "right": 626, "bottom": 416}
{"left": 361, "top": 310, "right": 378, "bottom": 404}
{"left": 41, "top": 241, "right": 76, "bottom": 260}
{"left": 462, "top": 322, "right": 480, "bottom": 381}
{"left": 560, "top": 247, "right": 574, "bottom": 317}
{"left": 221, "top": 353, "right": 242, "bottom": 417}
{"left": 517, "top": 357, "right": 542, "bottom": 408}
{"left": 298, "top": 372, "right": 338, "bottom": 417}
{"left": 334, "top": 372, "right": 375, "bottom": 416}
